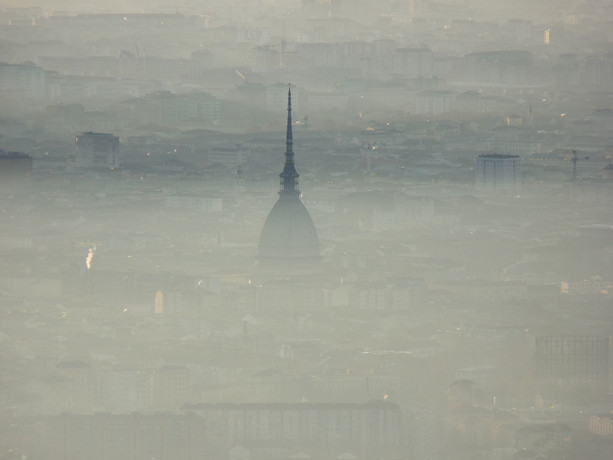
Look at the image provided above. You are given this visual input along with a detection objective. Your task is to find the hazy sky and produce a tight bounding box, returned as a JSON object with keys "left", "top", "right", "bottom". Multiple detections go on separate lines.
{"left": 3, "top": 1, "right": 606, "bottom": 25}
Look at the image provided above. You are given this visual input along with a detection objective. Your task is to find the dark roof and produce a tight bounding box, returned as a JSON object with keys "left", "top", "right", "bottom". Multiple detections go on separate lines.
{"left": 0, "top": 151, "right": 30, "bottom": 159}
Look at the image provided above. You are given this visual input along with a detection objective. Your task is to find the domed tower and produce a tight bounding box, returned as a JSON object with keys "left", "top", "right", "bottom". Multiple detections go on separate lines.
{"left": 257, "top": 86, "right": 320, "bottom": 275}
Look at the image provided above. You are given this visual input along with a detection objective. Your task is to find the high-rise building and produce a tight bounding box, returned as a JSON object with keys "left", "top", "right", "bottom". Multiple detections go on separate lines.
{"left": 475, "top": 153, "right": 521, "bottom": 193}
{"left": 257, "top": 86, "right": 320, "bottom": 276}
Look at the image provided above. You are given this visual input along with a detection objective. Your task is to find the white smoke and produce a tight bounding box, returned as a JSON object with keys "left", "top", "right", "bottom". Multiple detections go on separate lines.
{"left": 86, "top": 245, "right": 96, "bottom": 270}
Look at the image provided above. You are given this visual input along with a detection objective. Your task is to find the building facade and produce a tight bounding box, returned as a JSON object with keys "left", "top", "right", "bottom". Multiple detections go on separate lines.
{"left": 75, "top": 131, "right": 120, "bottom": 169}
{"left": 535, "top": 335, "right": 609, "bottom": 397}
{"left": 18, "top": 401, "right": 401, "bottom": 460}
{"left": 475, "top": 153, "right": 521, "bottom": 193}
{"left": 185, "top": 400, "right": 402, "bottom": 459}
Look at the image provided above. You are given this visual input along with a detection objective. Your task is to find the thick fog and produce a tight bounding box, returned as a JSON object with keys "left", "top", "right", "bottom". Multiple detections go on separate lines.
{"left": 1, "top": 1, "right": 612, "bottom": 460}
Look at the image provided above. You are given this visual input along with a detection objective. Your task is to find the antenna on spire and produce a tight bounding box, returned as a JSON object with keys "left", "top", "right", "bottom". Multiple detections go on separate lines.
{"left": 280, "top": 84, "right": 299, "bottom": 194}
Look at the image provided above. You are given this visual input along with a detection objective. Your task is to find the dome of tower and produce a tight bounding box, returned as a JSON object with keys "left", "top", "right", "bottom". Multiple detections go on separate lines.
{"left": 258, "top": 193, "right": 319, "bottom": 260}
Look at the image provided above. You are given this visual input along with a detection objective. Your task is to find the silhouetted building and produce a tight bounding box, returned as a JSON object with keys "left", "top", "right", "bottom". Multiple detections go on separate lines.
{"left": 462, "top": 50, "right": 534, "bottom": 87}
{"left": 475, "top": 153, "right": 521, "bottom": 193}
{"left": 53, "top": 361, "right": 95, "bottom": 414}
{"left": 590, "top": 413, "right": 613, "bottom": 436}
{"left": 75, "top": 132, "right": 120, "bottom": 169}
{"left": 257, "top": 87, "right": 320, "bottom": 276}
{"left": 45, "top": 413, "right": 207, "bottom": 460}
{"left": 302, "top": 0, "right": 342, "bottom": 18}
{"left": 184, "top": 400, "right": 401, "bottom": 459}
{"left": 415, "top": 90, "right": 455, "bottom": 114}
{"left": 535, "top": 336, "right": 609, "bottom": 397}
{"left": 153, "top": 365, "right": 190, "bottom": 411}
{"left": 0, "top": 151, "right": 32, "bottom": 188}
{"left": 38, "top": 401, "right": 400, "bottom": 460}
{"left": 392, "top": 47, "right": 433, "bottom": 78}
{"left": 574, "top": 224, "right": 613, "bottom": 278}
{"left": 101, "top": 368, "right": 153, "bottom": 413}
{"left": 515, "top": 424, "right": 571, "bottom": 454}
{"left": 125, "top": 91, "right": 220, "bottom": 127}
{"left": 0, "top": 61, "right": 46, "bottom": 99}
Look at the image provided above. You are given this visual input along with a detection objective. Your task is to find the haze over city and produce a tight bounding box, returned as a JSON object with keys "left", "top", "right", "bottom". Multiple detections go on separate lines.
{"left": 0, "top": 1, "right": 612, "bottom": 460}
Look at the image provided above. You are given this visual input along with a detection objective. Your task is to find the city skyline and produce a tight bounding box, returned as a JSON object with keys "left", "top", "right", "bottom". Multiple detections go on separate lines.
{"left": 0, "top": 2, "right": 612, "bottom": 460}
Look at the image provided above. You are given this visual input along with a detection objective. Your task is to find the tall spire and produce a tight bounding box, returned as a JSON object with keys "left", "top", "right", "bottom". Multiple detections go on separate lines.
{"left": 279, "top": 84, "right": 299, "bottom": 194}
{"left": 286, "top": 85, "right": 293, "bottom": 160}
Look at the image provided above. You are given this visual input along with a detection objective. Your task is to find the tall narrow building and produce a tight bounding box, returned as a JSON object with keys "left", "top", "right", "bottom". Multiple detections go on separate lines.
{"left": 257, "top": 86, "right": 320, "bottom": 276}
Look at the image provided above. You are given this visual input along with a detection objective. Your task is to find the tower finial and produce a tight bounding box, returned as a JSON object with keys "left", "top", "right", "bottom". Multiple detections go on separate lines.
{"left": 280, "top": 84, "right": 299, "bottom": 194}
{"left": 286, "top": 84, "right": 293, "bottom": 160}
